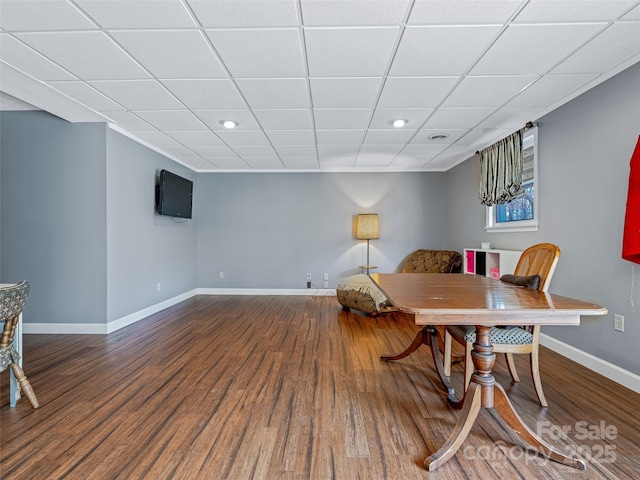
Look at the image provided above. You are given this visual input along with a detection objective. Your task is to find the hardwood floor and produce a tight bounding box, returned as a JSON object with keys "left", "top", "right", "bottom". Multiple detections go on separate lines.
{"left": 1, "top": 295, "right": 639, "bottom": 479}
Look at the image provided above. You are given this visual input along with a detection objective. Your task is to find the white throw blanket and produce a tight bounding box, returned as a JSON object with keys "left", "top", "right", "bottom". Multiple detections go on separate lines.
{"left": 337, "top": 274, "right": 389, "bottom": 309}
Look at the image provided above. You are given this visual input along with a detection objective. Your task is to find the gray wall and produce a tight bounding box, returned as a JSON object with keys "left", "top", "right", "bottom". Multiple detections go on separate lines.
{"left": 196, "top": 172, "right": 447, "bottom": 288}
{"left": 446, "top": 61, "right": 640, "bottom": 375}
{"left": 0, "top": 111, "right": 198, "bottom": 326}
{"left": 1, "top": 111, "right": 107, "bottom": 324}
{"left": 106, "top": 130, "right": 197, "bottom": 322}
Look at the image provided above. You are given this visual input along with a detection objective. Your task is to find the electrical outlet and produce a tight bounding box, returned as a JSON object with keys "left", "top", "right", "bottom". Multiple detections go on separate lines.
{"left": 219, "top": 272, "right": 224, "bottom": 279}
{"left": 323, "top": 272, "right": 329, "bottom": 288}
{"left": 614, "top": 314, "right": 624, "bottom": 332}
{"left": 156, "top": 283, "right": 161, "bottom": 292}
{"left": 307, "top": 273, "right": 312, "bottom": 288}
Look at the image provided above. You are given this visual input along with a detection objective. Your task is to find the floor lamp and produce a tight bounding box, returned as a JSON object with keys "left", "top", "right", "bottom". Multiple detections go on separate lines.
{"left": 356, "top": 214, "right": 379, "bottom": 274}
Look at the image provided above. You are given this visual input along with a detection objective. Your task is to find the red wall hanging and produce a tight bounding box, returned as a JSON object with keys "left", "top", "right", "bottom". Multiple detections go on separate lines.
{"left": 622, "top": 136, "right": 640, "bottom": 264}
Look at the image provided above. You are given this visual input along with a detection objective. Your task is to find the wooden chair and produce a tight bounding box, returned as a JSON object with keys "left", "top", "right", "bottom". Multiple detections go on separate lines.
{"left": 0, "top": 281, "right": 39, "bottom": 408}
{"left": 443, "top": 243, "right": 560, "bottom": 407}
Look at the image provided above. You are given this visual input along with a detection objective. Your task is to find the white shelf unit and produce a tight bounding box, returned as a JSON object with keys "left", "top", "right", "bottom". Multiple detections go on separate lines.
{"left": 463, "top": 248, "right": 522, "bottom": 279}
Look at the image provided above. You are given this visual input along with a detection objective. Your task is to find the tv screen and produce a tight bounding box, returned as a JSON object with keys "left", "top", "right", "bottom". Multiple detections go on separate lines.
{"left": 156, "top": 169, "right": 193, "bottom": 218}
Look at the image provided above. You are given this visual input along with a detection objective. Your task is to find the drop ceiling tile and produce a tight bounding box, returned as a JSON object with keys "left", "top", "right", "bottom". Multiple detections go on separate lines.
{"left": 76, "top": 0, "right": 196, "bottom": 28}
{"left": 369, "top": 108, "right": 434, "bottom": 129}
{"left": 471, "top": 24, "right": 607, "bottom": 75}
{"left": 0, "top": 92, "right": 37, "bottom": 110}
{"left": 111, "top": 30, "right": 226, "bottom": 78}
{"left": 189, "top": 146, "right": 237, "bottom": 157}
{"left": 355, "top": 152, "right": 395, "bottom": 166}
{"left": 304, "top": 27, "right": 400, "bottom": 76}
{"left": 47, "top": 81, "right": 125, "bottom": 111}
{"left": 206, "top": 29, "right": 305, "bottom": 77}
{"left": 410, "top": 129, "right": 469, "bottom": 144}
{"left": 244, "top": 158, "right": 285, "bottom": 169}
{"left": 282, "top": 158, "right": 319, "bottom": 169}
{"left": 514, "top": 0, "right": 636, "bottom": 23}
{"left": 360, "top": 144, "right": 405, "bottom": 154}
{"left": 301, "top": 0, "right": 410, "bottom": 25}
{"left": 129, "top": 130, "right": 181, "bottom": 147}
{"left": 15, "top": 32, "right": 150, "bottom": 80}
{"left": 205, "top": 157, "right": 250, "bottom": 169}
{"left": 0, "top": 1, "right": 95, "bottom": 30}
{"left": 378, "top": 77, "right": 459, "bottom": 107}
{"left": 390, "top": 26, "right": 501, "bottom": 76}
{"left": 135, "top": 110, "right": 208, "bottom": 131}
{"left": 0, "top": 34, "right": 76, "bottom": 81}
{"left": 507, "top": 74, "right": 598, "bottom": 107}
{"left": 454, "top": 128, "right": 506, "bottom": 146}
{"left": 215, "top": 130, "right": 270, "bottom": 146}
{"left": 89, "top": 80, "right": 183, "bottom": 110}
{"left": 426, "top": 145, "right": 476, "bottom": 167}
{"left": 364, "top": 129, "right": 417, "bottom": 144}
{"left": 623, "top": 4, "right": 640, "bottom": 19}
{"left": 476, "top": 106, "right": 545, "bottom": 129}
{"left": 388, "top": 154, "right": 428, "bottom": 169}
{"left": 310, "top": 78, "right": 382, "bottom": 108}
{"left": 316, "top": 130, "right": 365, "bottom": 145}
{"left": 409, "top": 0, "right": 522, "bottom": 25}
{"left": 313, "top": 109, "right": 372, "bottom": 129}
{"left": 253, "top": 109, "right": 314, "bottom": 130}
{"left": 188, "top": 0, "right": 299, "bottom": 27}
{"left": 183, "top": 157, "right": 220, "bottom": 170}
{"left": 318, "top": 146, "right": 360, "bottom": 157}
{"left": 265, "top": 130, "right": 316, "bottom": 145}
{"left": 442, "top": 76, "right": 538, "bottom": 107}
{"left": 400, "top": 143, "right": 449, "bottom": 157}
{"left": 424, "top": 107, "right": 496, "bottom": 129}
{"left": 104, "top": 111, "right": 155, "bottom": 131}
{"left": 162, "top": 79, "right": 246, "bottom": 109}
{"left": 159, "top": 145, "right": 199, "bottom": 157}
{"left": 193, "top": 109, "right": 260, "bottom": 130}
{"left": 274, "top": 145, "right": 318, "bottom": 157}
{"left": 232, "top": 146, "right": 278, "bottom": 158}
{"left": 552, "top": 23, "right": 640, "bottom": 74}
{"left": 318, "top": 157, "right": 356, "bottom": 167}
{"left": 166, "top": 131, "right": 225, "bottom": 146}
{"left": 235, "top": 78, "right": 310, "bottom": 108}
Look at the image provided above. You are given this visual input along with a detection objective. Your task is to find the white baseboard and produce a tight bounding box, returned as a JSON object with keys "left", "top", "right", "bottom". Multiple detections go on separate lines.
{"left": 197, "top": 287, "right": 336, "bottom": 296}
{"left": 23, "top": 289, "right": 638, "bottom": 395}
{"left": 106, "top": 289, "right": 198, "bottom": 334}
{"left": 22, "top": 289, "right": 198, "bottom": 335}
{"left": 540, "top": 333, "right": 640, "bottom": 395}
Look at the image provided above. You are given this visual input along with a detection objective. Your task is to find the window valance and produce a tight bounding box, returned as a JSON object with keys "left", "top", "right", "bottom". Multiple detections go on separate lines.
{"left": 479, "top": 128, "right": 525, "bottom": 207}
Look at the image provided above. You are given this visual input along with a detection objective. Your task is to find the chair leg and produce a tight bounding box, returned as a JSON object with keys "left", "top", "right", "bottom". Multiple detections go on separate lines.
{"left": 444, "top": 329, "right": 452, "bottom": 377}
{"left": 530, "top": 349, "right": 548, "bottom": 407}
{"left": 9, "top": 363, "right": 39, "bottom": 408}
{"left": 505, "top": 353, "right": 520, "bottom": 382}
{"left": 463, "top": 343, "right": 473, "bottom": 392}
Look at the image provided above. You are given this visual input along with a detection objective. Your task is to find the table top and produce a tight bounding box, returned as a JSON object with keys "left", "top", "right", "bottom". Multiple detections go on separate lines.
{"left": 370, "top": 273, "right": 608, "bottom": 326}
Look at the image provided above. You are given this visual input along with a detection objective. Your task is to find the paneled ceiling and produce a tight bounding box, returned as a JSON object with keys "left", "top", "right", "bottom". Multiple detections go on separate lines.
{"left": 1, "top": 0, "right": 639, "bottom": 172}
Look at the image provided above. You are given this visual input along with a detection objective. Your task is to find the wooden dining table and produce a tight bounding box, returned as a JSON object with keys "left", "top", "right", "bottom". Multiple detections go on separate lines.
{"left": 370, "top": 273, "right": 608, "bottom": 472}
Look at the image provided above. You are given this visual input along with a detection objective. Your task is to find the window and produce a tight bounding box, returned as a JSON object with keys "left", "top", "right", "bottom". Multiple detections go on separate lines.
{"left": 485, "top": 126, "right": 538, "bottom": 232}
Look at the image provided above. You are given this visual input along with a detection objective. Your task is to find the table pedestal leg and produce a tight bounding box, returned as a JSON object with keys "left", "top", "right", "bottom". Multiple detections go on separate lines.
{"left": 380, "top": 325, "right": 458, "bottom": 400}
{"left": 425, "top": 325, "right": 585, "bottom": 471}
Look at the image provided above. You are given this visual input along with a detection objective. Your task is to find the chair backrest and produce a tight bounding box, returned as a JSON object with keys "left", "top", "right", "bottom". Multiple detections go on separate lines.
{"left": 0, "top": 281, "right": 30, "bottom": 348}
{"left": 402, "top": 250, "right": 463, "bottom": 274}
{"left": 514, "top": 244, "right": 560, "bottom": 292}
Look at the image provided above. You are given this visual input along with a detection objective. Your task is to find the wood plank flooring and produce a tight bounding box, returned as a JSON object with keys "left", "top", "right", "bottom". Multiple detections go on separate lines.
{"left": 1, "top": 295, "right": 639, "bottom": 479}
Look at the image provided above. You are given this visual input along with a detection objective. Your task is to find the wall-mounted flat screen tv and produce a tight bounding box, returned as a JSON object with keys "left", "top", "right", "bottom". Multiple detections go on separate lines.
{"left": 156, "top": 169, "right": 193, "bottom": 218}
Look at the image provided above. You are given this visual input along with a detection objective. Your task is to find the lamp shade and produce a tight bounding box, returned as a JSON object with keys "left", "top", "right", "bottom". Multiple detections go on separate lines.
{"left": 356, "top": 214, "right": 379, "bottom": 240}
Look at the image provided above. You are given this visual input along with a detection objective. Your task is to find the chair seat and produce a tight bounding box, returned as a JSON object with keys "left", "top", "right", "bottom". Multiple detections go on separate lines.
{"left": 0, "top": 345, "right": 20, "bottom": 370}
{"left": 448, "top": 325, "right": 533, "bottom": 345}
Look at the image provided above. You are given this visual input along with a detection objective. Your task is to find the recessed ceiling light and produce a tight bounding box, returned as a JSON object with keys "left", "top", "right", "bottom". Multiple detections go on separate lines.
{"left": 391, "top": 119, "right": 407, "bottom": 128}
{"left": 428, "top": 133, "right": 449, "bottom": 140}
{"left": 221, "top": 120, "right": 238, "bottom": 129}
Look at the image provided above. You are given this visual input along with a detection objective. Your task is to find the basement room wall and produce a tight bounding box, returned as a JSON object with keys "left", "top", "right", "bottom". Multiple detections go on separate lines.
{"left": 0, "top": 110, "right": 107, "bottom": 326}
{"left": 445, "top": 61, "right": 640, "bottom": 376}
{"left": 196, "top": 172, "right": 447, "bottom": 289}
{"left": 105, "top": 129, "right": 198, "bottom": 324}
